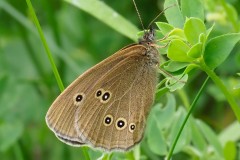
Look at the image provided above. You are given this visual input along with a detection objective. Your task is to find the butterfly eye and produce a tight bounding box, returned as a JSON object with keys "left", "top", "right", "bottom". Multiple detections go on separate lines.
{"left": 129, "top": 123, "right": 136, "bottom": 133}
{"left": 73, "top": 93, "right": 85, "bottom": 105}
{"left": 103, "top": 114, "right": 113, "bottom": 126}
{"left": 115, "top": 118, "right": 127, "bottom": 130}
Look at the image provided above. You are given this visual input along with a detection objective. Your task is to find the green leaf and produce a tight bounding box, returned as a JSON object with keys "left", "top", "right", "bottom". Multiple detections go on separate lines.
{"left": 204, "top": 33, "right": 240, "bottom": 69}
{"left": 164, "top": 0, "right": 184, "bottom": 28}
{"left": 169, "top": 28, "right": 186, "bottom": 40}
{"left": 181, "top": 0, "right": 204, "bottom": 21}
{"left": 190, "top": 119, "right": 207, "bottom": 151}
{"left": 155, "top": 86, "right": 170, "bottom": 102}
{"left": 65, "top": 0, "right": 139, "bottom": 41}
{"left": 169, "top": 108, "right": 191, "bottom": 153}
{"left": 166, "top": 74, "right": 188, "bottom": 92}
{"left": 187, "top": 42, "right": 203, "bottom": 58}
{"left": 147, "top": 119, "right": 168, "bottom": 155}
{"left": 147, "top": 95, "right": 176, "bottom": 155}
{"left": 87, "top": 149, "right": 102, "bottom": 160}
{"left": 184, "top": 18, "right": 206, "bottom": 44}
{"left": 164, "top": 61, "right": 189, "bottom": 72}
{"left": 224, "top": 3, "right": 239, "bottom": 31}
{"left": 156, "top": 22, "right": 174, "bottom": 35}
{"left": 183, "top": 64, "right": 198, "bottom": 74}
{"left": 224, "top": 141, "right": 236, "bottom": 160}
{"left": 206, "top": 23, "right": 215, "bottom": 39}
{"left": 218, "top": 121, "right": 240, "bottom": 146}
{"left": 167, "top": 39, "right": 193, "bottom": 62}
{"left": 147, "top": 104, "right": 168, "bottom": 155}
{"left": 155, "top": 94, "right": 176, "bottom": 129}
{"left": 197, "top": 120, "right": 223, "bottom": 156}
{"left": 181, "top": 146, "right": 202, "bottom": 158}
{"left": 199, "top": 33, "right": 206, "bottom": 44}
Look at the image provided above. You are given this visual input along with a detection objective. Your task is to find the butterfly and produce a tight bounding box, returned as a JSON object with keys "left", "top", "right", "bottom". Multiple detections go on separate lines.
{"left": 45, "top": 27, "right": 160, "bottom": 151}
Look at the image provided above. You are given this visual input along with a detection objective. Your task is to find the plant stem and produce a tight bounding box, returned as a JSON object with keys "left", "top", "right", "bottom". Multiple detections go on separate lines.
{"left": 200, "top": 62, "right": 240, "bottom": 122}
{"left": 25, "top": 0, "right": 64, "bottom": 92}
{"left": 166, "top": 77, "right": 209, "bottom": 160}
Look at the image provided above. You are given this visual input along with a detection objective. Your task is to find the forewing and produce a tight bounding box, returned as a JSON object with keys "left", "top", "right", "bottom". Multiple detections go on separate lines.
{"left": 45, "top": 45, "right": 139, "bottom": 145}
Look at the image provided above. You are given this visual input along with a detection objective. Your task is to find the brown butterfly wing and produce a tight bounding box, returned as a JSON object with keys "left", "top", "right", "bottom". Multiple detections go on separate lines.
{"left": 75, "top": 44, "right": 159, "bottom": 151}
{"left": 45, "top": 44, "right": 147, "bottom": 146}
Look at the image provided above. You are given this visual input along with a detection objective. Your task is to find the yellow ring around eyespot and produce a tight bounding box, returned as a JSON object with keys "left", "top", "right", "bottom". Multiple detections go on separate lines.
{"left": 115, "top": 117, "right": 127, "bottom": 130}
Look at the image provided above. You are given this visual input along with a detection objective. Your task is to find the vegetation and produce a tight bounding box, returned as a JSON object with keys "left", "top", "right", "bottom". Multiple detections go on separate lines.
{"left": 0, "top": 0, "right": 240, "bottom": 159}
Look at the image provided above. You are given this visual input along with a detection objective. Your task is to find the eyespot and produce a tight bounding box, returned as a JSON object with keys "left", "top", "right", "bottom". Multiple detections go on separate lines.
{"left": 73, "top": 93, "right": 85, "bottom": 105}
{"left": 115, "top": 118, "right": 127, "bottom": 130}
{"left": 95, "top": 89, "right": 103, "bottom": 98}
{"left": 103, "top": 114, "right": 113, "bottom": 126}
{"left": 102, "top": 92, "right": 110, "bottom": 100}
{"left": 95, "top": 89, "right": 111, "bottom": 103}
{"left": 101, "top": 91, "right": 111, "bottom": 103}
{"left": 129, "top": 123, "right": 136, "bottom": 133}
{"left": 76, "top": 95, "right": 83, "bottom": 102}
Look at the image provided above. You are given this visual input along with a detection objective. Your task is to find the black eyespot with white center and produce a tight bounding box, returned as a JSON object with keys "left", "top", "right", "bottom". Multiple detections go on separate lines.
{"left": 102, "top": 92, "right": 110, "bottom": 101}
{"left": 105, "top": 117, "right": 111, "bottom": 124}
{"left": 129, "top": 123, "right": 136, "bottom": 133}
{"left": 96, "top": 90, "right": 102, "bottom": 97}
{"left": 130, "top": 124, "right": 135, "bottom": 130}
{"left": 103, "top": 115, "right": 113, "bottom": 126}
{"left": 95, "top": 89, "right": 111, "bottom": 103}
{"left": 75, "top": 94, "right": 83, "bottom": 102}
{"left": 115, "top": 118, "right": 127, "bottom": 130}
{"left": 73, "top": 93, "right": 85, "bottom": 106}
{"left": 117, "top": 120, "right": 125, "bottom": 128}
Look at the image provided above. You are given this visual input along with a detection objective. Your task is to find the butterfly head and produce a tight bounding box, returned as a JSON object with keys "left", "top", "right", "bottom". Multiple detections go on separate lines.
{"left": 138, "top": 26, "right": 155, "bottom": 45}
{"left": 137, "top": 26, "right": 159, "bottom": 68}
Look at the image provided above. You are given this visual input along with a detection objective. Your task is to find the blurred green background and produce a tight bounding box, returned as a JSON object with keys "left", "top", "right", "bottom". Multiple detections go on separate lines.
{"left": 0, "top": 0, "right": 240, "bottom": 159}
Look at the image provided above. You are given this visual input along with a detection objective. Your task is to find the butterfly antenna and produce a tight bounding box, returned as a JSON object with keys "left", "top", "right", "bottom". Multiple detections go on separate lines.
{"left": 147, "top": 4, "right": 177, "bottom": 29}
{"left": 132, "top": 0, "right": 145, "bottom": 32}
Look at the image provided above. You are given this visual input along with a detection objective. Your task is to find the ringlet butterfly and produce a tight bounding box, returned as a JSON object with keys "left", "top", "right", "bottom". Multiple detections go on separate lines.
{"left": 46, "top": 0, "right": 164, "bottom": 152}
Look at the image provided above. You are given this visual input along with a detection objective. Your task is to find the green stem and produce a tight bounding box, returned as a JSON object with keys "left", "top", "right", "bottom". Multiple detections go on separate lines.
{"left": 25, "top": 0, "right": 64, "bottom": 92}
{"left": 200, "top": 62, "right": 240, "bottom": 122}
{"left": 166, "top": 77, "right": 209, "bottom": 160}
{"left": 25, "top": 1, "right": 92, "bottom": 158}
